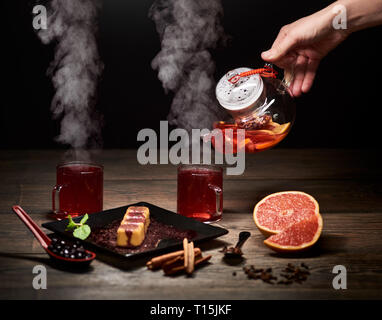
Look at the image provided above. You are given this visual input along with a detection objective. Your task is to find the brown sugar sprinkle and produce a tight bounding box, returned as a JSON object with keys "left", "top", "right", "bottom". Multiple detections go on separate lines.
{"left": 243, "top": 262, "right": 310, "bottom": 285}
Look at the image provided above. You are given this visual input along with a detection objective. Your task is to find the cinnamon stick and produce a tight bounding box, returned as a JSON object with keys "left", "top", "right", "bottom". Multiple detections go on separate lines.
{"left": 163, "top": 254, "right": 212, "bottom": 276}
{"left": 146, "top": 237, "right": 212, "bottom": 276}
{"left": 195, "top": 254, "right": 212, "bottom": 266}
{"left": 162, "top": 256, "right": 184, "bottom": 275}
{"left": 146, "top": 248, "right": 201, "bottom": 270}
{"left": 186, "top": 241, "right": 195, "bottom": 275}
{"left": 183, "top": 238, "right": 189, "bottom": 269}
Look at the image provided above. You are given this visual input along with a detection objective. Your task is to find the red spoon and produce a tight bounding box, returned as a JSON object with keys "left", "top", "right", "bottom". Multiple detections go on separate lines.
{"left": 12, "top": 205, "right": 96, "bottom": 267}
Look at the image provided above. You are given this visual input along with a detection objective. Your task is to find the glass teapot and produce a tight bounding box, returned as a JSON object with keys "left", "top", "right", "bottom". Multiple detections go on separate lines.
{"left": 212, "top": 64, "right": 295, "bottom": 153}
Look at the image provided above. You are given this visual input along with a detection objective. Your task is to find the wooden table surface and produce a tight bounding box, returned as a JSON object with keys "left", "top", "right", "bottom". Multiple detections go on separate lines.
{"left": 0, "top": 149, "right": 381, "bottom": 300}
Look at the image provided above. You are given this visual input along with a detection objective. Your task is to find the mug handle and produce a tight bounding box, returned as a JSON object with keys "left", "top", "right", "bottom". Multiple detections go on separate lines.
{"left": 208, "top": 184, "right": 223, "bottom": 216}
{"left": 52, "top": 184, "right": 64, "bottom": 214}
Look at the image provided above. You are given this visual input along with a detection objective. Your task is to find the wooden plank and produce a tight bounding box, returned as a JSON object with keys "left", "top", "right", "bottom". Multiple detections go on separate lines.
{"left": 0, "top": 213, "right": 381, "bottom": 299}
{"left": 0, "top": 149, "right": 381, "bottom": 300}
{"left": 0, "top": 149, "right": 381, "bottom": 182}
{"left": 1, "top": 178, "right": 381, "bottom": 215}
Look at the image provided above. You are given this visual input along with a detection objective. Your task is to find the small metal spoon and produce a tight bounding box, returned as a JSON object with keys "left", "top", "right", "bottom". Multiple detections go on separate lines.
{"left": 12, "top": 205, "right": 95, "bottom": 267}
{"left": 223, "top": 231, "right": 251, "bottom": 258}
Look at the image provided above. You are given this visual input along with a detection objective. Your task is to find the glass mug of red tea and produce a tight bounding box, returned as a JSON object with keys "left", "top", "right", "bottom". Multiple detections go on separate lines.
{"left": 177, "top": 165, "right": 223, "bottom": 223}
{"left": 52, "top": 161, "right": 103, "bottom": 219}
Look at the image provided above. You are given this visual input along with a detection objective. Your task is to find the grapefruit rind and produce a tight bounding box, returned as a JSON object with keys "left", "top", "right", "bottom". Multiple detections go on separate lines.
{"left": 263, "top": 214, "right": 323, "bottom": 252}
{"left": 253, "top": 191, "right": 320, "bottom": 237}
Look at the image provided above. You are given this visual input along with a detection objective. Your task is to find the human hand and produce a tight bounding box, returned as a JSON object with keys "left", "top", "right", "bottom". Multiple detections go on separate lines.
{"left": 261, "top": 8, "right": 350, "bottom": 97}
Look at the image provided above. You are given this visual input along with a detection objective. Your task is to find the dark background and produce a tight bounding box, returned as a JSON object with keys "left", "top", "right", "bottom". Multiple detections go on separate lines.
{"left": 2, "top": 0, "right": 382, "bottom": 149}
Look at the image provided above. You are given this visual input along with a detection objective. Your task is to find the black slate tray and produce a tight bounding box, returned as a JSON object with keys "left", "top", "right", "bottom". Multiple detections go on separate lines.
{"left": 42, "top": 202, "right": 228, "bottom": 259}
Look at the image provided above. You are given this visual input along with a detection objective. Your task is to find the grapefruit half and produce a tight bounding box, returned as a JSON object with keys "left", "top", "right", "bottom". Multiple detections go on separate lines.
{"left": 253, "top": 191, "right": 322, "bottom": 252}
{"left": 253, "top": 191, "right": 320, "bottom": 237}
{"left": 264, "top": 215, "right": 323, "bottom": 252}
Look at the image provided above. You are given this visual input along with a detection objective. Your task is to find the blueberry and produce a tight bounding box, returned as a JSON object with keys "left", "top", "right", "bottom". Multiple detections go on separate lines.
{"left": 76, "top": 252, "right": 84, "bottom": 259}
{"left": 59, "top": 250, "right": 65, "bottom": 256}
{"left": 63, "top": 249, "right": 69, "bottom": 255}
{"left": 60, "top": 240, "right": 66, "bottom": 245}
{"left": 51, "top": 238, "right": 58, "bottom": 243}
{"left": 70, "top": 254, "right": 76, "bottom": 259}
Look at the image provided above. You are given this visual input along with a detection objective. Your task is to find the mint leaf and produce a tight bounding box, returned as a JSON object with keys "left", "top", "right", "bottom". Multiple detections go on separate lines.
{"left": 65, "top": 215, "right": 77, "bottom": 231}
{"left": 73, "top": 225, "right": 91, "bottom": 240}
{"left": 80, "top": 213, "right": 89, "bottom": 225}
{"left": 66, "top": 214, "right": 91, "bottom": 240}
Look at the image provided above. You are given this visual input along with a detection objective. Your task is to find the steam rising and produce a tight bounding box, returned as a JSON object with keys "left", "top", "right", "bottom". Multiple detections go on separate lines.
{"left": 37, "top": 0, "right": 103, "bottom": 151}
{"left": 149, "top": 0, "right": 227, "bottom": 131}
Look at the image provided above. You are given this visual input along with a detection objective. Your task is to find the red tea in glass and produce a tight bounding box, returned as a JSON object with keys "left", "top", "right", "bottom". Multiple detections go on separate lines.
{"left": 52, "top": 161, "right": 103, "bottom": 219}
{"left": 177, "top": 165, "right": 223, "bottom": 223}
{"left": 211, "top": 120, "right": 291, "bottom": 153}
